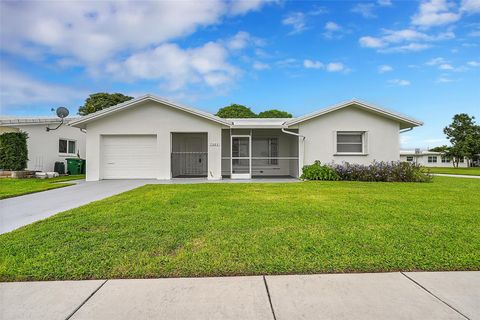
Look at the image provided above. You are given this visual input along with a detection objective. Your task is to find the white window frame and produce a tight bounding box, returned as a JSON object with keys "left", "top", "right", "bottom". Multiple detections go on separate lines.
{"left": 59, "top": 138, "right": 77, "bottom": 156}
{"left": 335, "top": 131, "right": 366, "bottom": 155}
{"left": 406, "top": 156, "right": 414, "bottom": 162}
{"left": 428, "top": 156, "right": 437, "bottom": 163}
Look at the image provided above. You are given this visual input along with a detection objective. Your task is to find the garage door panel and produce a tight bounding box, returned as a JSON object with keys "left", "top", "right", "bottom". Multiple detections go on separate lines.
{"left": 101, "top": 135, "right": 157, "bottom": 179}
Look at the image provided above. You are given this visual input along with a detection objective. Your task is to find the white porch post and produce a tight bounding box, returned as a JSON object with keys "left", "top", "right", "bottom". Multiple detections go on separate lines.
{"left": 207, "top": 128, "right": 222, "bottom": 180}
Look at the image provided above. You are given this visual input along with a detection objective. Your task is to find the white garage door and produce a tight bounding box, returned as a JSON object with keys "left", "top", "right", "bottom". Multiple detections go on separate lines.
{"left": 101, "top": 135, "right": 157, "bottom": 179}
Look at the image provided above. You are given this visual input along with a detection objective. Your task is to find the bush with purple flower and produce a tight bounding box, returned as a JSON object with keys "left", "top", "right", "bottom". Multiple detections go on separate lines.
{"left": 302, "top": 161, "right": 432, "bottom": 182}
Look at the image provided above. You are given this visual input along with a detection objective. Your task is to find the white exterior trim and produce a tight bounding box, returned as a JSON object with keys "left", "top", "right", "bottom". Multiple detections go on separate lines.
{"left": 69, "top": 94, "right": 231, "bottom": 128}
{"left": 285, "top": 99, "right": 423, "bottom": 129}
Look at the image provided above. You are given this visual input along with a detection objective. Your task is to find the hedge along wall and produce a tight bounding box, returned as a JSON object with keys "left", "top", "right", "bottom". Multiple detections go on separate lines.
{"left": 0, "top": 131, "right": 29, "bottom": 171}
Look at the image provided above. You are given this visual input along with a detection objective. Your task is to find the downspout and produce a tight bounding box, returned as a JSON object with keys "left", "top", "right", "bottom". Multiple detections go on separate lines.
{"left": 281, "top": 127, "right": 305, "bottom": 140}
{"left": 281, "top": 127, "right": 305, "bottom": 178}
{"left": 400, "top": 127, "right": 413, "bottom": 134}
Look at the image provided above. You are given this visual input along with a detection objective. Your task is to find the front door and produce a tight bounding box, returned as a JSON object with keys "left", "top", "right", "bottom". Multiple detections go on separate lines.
{"left": 231, "top": 135, "right": 251, "bottom": 179}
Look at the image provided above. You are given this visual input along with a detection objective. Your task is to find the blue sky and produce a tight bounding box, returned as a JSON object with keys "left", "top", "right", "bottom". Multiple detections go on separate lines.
{"left": 0, "top": 0, "right": 479, "bottom": 149}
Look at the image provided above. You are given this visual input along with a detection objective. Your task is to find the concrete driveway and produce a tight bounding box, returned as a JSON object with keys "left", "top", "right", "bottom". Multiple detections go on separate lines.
{"left": 0, "top": 177, "right": 299, "bottom": 234}
{"left": 0, "top": 179, "right": 151, "bottom": 234}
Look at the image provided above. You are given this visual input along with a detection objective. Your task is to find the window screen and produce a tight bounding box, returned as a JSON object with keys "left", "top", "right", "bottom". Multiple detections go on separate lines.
{"left": 252, "top": 137, "right": 278, "bottom": 165}
{"left": 337, "top": 132, "right": 363, "bottom": 153}
{"left": 68, "top": 140, "right": 76, "bottom": 154}
{"left": 59, "top": 139, "right": 67, "bottom": 153}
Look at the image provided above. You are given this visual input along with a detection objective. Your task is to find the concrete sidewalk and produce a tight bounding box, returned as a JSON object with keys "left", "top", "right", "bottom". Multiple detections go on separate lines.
{"left": 1, "top": 271, "right": 478, "bottom": 320}
{"left": 433, "top": 173, "right": 480, "bottom": 179}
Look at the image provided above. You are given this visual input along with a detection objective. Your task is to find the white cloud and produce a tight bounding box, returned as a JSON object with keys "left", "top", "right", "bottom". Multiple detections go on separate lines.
{"left": 303, "top": 59, "right": 323, "bottom": 69}
{"left": 323, "top": 21, "right": 344, "bottom": 39}
{"left": 0, "top": 1, "right": 273, "bottom": 70}
{"left": 0, "top": 66, "right": 85, "bottom": 111}
{"left": 325, "top": 21, "right": 341, "bottom": 31}
{"left": 359, "top": 29, "right": 454, "bottom": 53}
{"left": 460, "top": 0, "right": 480, "bottom": 13}
{"left": 326, "top": 62, "right": 346, "bottom": 72}
{"left": 228, "top": 0, "right": 276, "bottom": 15}
{"left": 439, "top": 63, "right": 454, "bottom": 70}
{"left": 253, "top": 61, "right": 270, "bottom": 70}
{"left": 0, "top": 1, "right": 228, "bottom": 65}
{"left": 388, "top": 79, "right": 411, "bottom": 86}
{"left": 378, "top": 0, "right": 393, "bottom": 6}
{"left": 359, "top": 36, "right": 386, "bottom": 48}
{"left": 380, "top": 43, "right": 432, "bottom": 53}
{"left": 309, "top": 6, "right": 329, "bottom": 15}
{"left": 436, "top": 76, "right": 455, "bottom": 83}
{"left": 106, "top": 42, "right": 238, "bottom": 90}
{"left": 351, "top": 3, "right": 377, "bottom": 18}
{"left": 225, "top": 31, "right": 265, "bottom": 51}
{"left": 467, "top": 60, "right": 480, "bottom": 67}
{"left": 282, "top": 12, "right": 307, "bottom": 34}
{"left": 378, "top": 65, "right": 393, "bottom": 73}
{"left": 411, "top": 0, "right": 460, "bottom": 28}
{"left": 426, "top": 57, "right": 448, "bottom": 65}
{"left": 227, "top": 31, "right": 251, "bottom": 50}
{"left": 276, "top": 58, "right": 298, "bottom": 68}
{"left": 382, "top": 29, "right": 454, "bottom": 42}
{"left": 303, "top": 60, "right": 348, "bottom": 73}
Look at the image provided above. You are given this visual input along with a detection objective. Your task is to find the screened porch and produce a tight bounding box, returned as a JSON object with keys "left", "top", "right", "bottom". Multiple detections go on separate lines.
{"left": 221, "top": 129, "right": 299, "bottom": 178}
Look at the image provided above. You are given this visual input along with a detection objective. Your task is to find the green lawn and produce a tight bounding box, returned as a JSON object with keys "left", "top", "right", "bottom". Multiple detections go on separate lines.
{"left": 1, "top": 176, "right": 479, "bottom": 281}
{"left": 428, "top": 167, "right": 480, "bottom": 176}
{"left": 0, "top": 175, "right": 85, "bottom": 199}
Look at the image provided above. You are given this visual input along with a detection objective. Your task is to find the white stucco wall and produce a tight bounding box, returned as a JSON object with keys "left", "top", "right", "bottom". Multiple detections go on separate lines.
{"left": 298, "top": 106, "right": 400, "bottom": 167}
{"left": 8, "top": 123, "right": 86, "bottom": 172}
{"left": 84, "top": 101, "right": 225, "bottom": 181}
{"left": 400, "top": 154, "right": 468, "bottom": 167}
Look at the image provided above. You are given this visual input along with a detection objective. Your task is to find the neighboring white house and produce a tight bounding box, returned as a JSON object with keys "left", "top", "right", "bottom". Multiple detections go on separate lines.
{"left": 70, "top": 94, "right": 423, "bottom": 181}
{"left": 0, "top": 117, "right": 86, "bottom": 172}
{"left": 400, "top": 149, "right": 468, "bottom": 167}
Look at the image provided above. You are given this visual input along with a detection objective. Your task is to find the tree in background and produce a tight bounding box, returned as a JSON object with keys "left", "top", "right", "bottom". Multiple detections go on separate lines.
{"left": 443, "top": 113, "right": 480, "bottom": 167}
{"left": 0, "top": 132, "right": 28, "bottom": 171}
{"left": 78, "top": 93, "right": 133, "bottom": 116}
{"left": 216, "top": 104, "right": 293, "bottom": 118}
{"left": 258, "top": 109, "right": 293, "bottom": 118}
{"left": 429, "top": 145, "right": 461, "bottom": 167}
{"left": 216, "top": 104, "right": 256, "bottom": 118}
{"left": 429, "top": 145, "right": 449, "bottom": 152}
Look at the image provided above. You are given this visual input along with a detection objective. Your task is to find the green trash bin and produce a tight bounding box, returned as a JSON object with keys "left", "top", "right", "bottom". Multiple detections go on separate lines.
{"left": 79, "top": 159, "right": 86, "bottom": 174}
{"left": 66, "top": 158, "right": 85, "bottom": 175}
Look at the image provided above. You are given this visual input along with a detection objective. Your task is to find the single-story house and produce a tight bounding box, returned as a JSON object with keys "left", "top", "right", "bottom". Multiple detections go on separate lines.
{"left": 69, "top": 94, "right": 423, "bottom": 181}
{"left": 0, "top": 117, "right": 86, "bottom": 172}
{"left": 400, "top": 149, "right": 468, "bottom": 167}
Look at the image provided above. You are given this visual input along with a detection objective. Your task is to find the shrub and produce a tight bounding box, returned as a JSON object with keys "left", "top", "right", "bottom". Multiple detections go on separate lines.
{"left": 301, "top": 161, "right": 340, "bottom": 181}
{"left": 330, "top": 161, "right": 432, "bottom": 182}
{"left": 0, "top": 132, "right": 28, "bottom": 171}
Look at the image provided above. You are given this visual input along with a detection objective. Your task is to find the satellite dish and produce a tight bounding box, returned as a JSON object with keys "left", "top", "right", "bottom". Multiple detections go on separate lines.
{"left": 56, "top": 107, "right": 69, "bottom": 119}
